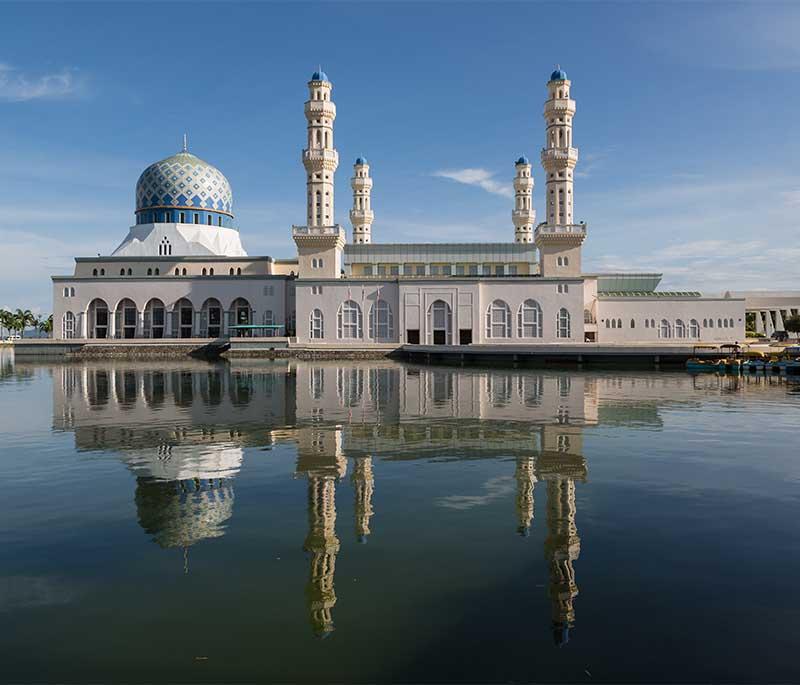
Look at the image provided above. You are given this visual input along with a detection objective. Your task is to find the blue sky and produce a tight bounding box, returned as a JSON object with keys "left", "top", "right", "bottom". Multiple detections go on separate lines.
{"left": 1, "top": 1, "right": 799, "bottom": 313}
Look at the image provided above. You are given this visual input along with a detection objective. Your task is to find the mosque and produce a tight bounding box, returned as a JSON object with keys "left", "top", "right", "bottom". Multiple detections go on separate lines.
{"left": 52, "top": 68, "right": 750, "bottom": 347}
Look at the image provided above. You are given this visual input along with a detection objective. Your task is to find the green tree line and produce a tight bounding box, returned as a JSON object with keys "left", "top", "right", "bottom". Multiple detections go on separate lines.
{"left": 0, "top": 309, "right": 52, "bottom": 338}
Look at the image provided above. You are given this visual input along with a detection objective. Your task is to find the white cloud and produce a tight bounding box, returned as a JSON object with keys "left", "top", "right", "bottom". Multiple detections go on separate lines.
{"left": 432, "top": 168, "right": 513, "bottom": 198}
{"left": 0, "top": 63, "right": 82, "bottom": 102}
{"left": 436, "top": 476, "right": 515, "bottom": 511}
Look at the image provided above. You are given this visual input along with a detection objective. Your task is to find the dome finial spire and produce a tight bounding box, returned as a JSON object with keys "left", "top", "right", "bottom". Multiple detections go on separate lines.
{"left": 182, "top": 133, "right": 188, "bottom": 153}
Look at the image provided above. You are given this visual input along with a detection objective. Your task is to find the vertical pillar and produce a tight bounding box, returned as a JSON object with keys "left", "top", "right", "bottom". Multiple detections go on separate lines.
{"left": 755, "top": 311, "right": 764, "bottom": 334}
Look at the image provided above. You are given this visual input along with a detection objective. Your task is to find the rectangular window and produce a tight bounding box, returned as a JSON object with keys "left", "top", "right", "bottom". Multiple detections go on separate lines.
{"left": 416, "top": 265, "right": 425, "bottom": 276}
{"left": 469, "top": 264, "right": 478, "bottom": 276}
{"left": 508, "top": 265, "right": 518, "bottom": 276}
{"left": 179, "top": 212, "right": 185, "bottom": 223}
{"left": 207, "top": 215, "right": 212, "bottom": 225}
{"left": 194, "top": 213, "right": 199, "bottom": 224}
{"left": 389, "top": 265, "right": 399, "bottom": 276}
{"left": 407, "top": 329, "right": 420, "bottom": 344}
{"left": 442, "top": 264, "right": 452, "bottom": 276}
{"left": 430, "top": 265, "right": 441, "bottom": 276}
{"left": 218, "top": 216, "right": 223, "bottom": 226}
{"left": 377, "top": 265, "right": 387, "bottom": 276}
{"left": 459, "top": 329, "right": 472, "bottom": 345}
{"left": 456, "top": 264, "right": 465, "bottom": 276}
{"left": 363, "top": 264, "right": 373, "bottom": 276}
{"left": 494, "top": 265, "right": 504, "bottom": 276}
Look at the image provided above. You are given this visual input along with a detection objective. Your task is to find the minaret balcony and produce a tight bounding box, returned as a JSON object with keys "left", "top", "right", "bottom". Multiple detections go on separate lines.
{"left": 351, "top": 177, "right": 373, "bottom": 191}
{"left": 541, "top": 147, "right": 579, "bottom": 165}
{"left": 544, "top": 99, "right": 576, "bottom": 115}
{"left": 304, "top": 100, "right": 337, "bottom": 118}
{"left": 302, "top": 148, "right": 339, "bottom": 170}
{"left": 534, "top": 223, "right": 587, "bottom": 245}
{"left": 512, "top": 208, "right": 536, "bottom": 224}
{"left": 350, "top": 209, "right": 374, "bottom": 223}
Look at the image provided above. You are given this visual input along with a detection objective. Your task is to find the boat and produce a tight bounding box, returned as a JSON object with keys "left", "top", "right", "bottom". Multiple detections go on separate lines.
{"left": 686, "top": 345, "right": 722, "bottom": 373}
{"left": 742, "top": 349, "right": 767, "bottom": 373}
{"left": 718, "top": 344, "right": 744, "bottom": 374}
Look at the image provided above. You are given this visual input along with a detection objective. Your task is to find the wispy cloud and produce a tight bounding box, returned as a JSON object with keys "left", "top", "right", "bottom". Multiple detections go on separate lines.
{"left": 432, "top": 168, "right": 513, "bottom": 198}
{"left": 0, "top": 63, "right": 83, "bottom": 102}
{"left": 436, "top": 476, "right": 515, "bottom": 511}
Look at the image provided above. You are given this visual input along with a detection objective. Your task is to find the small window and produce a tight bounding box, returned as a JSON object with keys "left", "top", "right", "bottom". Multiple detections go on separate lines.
{"left": 120, "top": 268, "right": 125, "bottom": 276}
{"left": 319, "top": 258, "right": 323, "bottom": 268}
{"left": 202, "top": 268, "right": 207, "bottom": 276}
{"left": 209, "top": 268, "right": 214, "bottom": 276}
{"left": 179, "top": 211, "right": 185, "bottom": 223}
{"left": 100, "top": 269, "right": 105, "bottom": 276}
{"left": 182, "top": 268, "right": 187, "bottom": 276}
{"left": 175, "top": 268, "right": 180, "bottom": 276}
{"left": 93, "top": 268, "right": 98, "bottom": 276}
{"left": 237, "top": 268, "right": 242, "bottom": 275}
{"left": 63, "top": 287, "right": 69, "bottom": 297}
{"left": 230, "top": 268, "right": 234, "bottom": 275}
{"left": 312, "top": 258, "right": 318, "bottom": 268}
{"left": 207, "top": 215, "right": 212, "bottom": 225}
{"left": 154, "top": 268, "right": 159, "bottom": 276}
{"left": 194, "top": 213, "right": 199, "bottom": 224}
{"left": 127, "top": 268, "right": 132, "bottom": 276}
{"left": 645, "top": 319, "right": 650, "bottom": 329}
{"left": 630, "top": 319, "right": 635, "bottom": 328}
{"left": 218, "top": 216, "right": 223, "bottom": 227}
{"left": 147, "top": 268, "right": 152, "bottom": 276}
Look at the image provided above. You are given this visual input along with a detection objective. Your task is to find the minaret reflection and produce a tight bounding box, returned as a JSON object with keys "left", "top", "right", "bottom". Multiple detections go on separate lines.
{"left": 514, "top": 457, "right": 537, "bottom": 536}
{"left": 544, "top": 476, "right": 580, "bottom": 646}
{"left": 296, "top": 428, "right": 346, "bottom": 638}
{"left": 537, "top": 425, "right": 586, "bottom": 647}
{"left": 352, "top": 457, "right": 375, "bottom": 543}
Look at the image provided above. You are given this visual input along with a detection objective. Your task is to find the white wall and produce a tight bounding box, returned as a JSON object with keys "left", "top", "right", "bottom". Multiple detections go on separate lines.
{"left": 596, "top": 297, "right": 745, "bottom": 343}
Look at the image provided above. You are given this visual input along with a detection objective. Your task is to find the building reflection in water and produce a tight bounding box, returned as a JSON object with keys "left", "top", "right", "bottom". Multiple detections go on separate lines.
{"left": 50, "top": 359, "right": 702, "bottom": 642}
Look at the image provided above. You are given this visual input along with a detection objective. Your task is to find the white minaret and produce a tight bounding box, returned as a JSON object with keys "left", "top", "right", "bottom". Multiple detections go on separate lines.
{"left": 302, "top": 69, "right": 339, "bottom": 227}
{"left": 541, "top": 66, "right": 577, "bottom": 226}
{"left": 512, "top": 156, "right": 535, "bottom": 243}
{"left": 350, "top": 157, "right": 374, "bottom": 244}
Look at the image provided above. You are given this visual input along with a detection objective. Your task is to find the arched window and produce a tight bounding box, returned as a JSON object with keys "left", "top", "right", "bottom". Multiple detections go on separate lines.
{"left": 182, "top": 268, "right": 187, "bottom": 276}
{"left": 62, "top": 311, "right": 75, "bottom": 339}
{"left": 312, "top": 258, "right": 318, "bottom": 268}
{"left": 100, "top": 269, "right": 105, "bottom": 276}
{"left": 645, "top": 319, "right": 650, "bottom": 329}
{"left": 310, "top": 308, "right": 324, "bottom": 339}
{"left": 147, "top": 268, "right": 152, "bottom": 276}
{"left": 63, "top": 287, "right": 69, "bottom": 297}
{"left": 337, "top": 300, "right": 362, "bottom": 339}
{"left": 229, "top": 268, "right": 234, "bottom": 275}
{"left": 709, "top": 318, "right": 714, "bottom": 328}
{"left": 517, "top": 299, "right": 542, "bottom": 338}
{"left": 154, "top": 268, "right": 159, "bottom": 276}
{"left": 120, "top": 268, "right": 125, "bottom": 276}
{"left": 209, "top": 268, "right": 214, "bottom": 276}
{"left": 690, "top": 319, "right": 700, "bottom": 338}
{"left": 617, "top": 318, "right": 622, "bottom": 328}
{"left": 485, "top": 299, "right": 511, "bottom": 338}
{"left": 175, "top": 268, "right": 180, "bottom": 276}
{"left": 202, "top": 268, "right": 207, "bottom": 276}
{"left": 703, "top": 318, "right": 707, "bottom": 327}
{"left": 369, "top": 299, "right": 394, "bottom": 340}
{"left": 557, "top": 308, "right": 571, "bottom": 338}
{"left": 660, "top": 319, "right": 672, "bottom": 339}
{"left": 605, "top": 319, "right": 610, "bottom": 328}
{"left": 237, "top": 268, "right": 242, "bottom": 275}
{"left": 675, "top": 319, "right": 686, "bottom": 338}
{"left": 717, "top": 318, "right": 723, "bottom": 328}
{"left": 730, "top": 318, "right": 735, "bottom": 328}
{"left": 630, "top": 319, "right": 635, "bottom": 328}
{"left": 127, "top": 268, "right": 132, "bottom": 276}
{"left": 92, "top": 268, "right": 98, "bottom": 276}
{"left": 70, "top": 287, "right": 75, "bottom": 297}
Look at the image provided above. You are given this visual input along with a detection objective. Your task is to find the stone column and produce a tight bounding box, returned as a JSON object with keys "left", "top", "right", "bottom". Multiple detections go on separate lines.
{"left": 755, "top": 311, "right": 764, "bottom": 334}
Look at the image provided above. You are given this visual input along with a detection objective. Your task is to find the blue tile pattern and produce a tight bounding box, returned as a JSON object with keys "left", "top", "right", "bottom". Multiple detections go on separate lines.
{"left": 135, "top": 151, "right": 233, "bottom": 218}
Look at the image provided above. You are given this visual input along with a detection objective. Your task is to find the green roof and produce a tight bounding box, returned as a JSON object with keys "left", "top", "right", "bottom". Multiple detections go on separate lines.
{"left": 598, "top": 290, "right": 701, "bottom": 298}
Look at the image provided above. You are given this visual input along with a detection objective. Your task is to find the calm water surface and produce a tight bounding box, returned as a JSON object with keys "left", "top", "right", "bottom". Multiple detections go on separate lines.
{"left": 2, "top": 348, "right": 800, "bottom": 683}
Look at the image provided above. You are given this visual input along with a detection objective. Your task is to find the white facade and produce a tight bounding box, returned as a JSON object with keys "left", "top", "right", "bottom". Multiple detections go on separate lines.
{"left": 51, "top": 67, "right": 755, "bottom": 348}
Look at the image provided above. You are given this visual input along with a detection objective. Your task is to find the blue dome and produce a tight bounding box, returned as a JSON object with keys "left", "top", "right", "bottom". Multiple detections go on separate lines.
{"left": 134, "top": 150, "right": 234, "bottom": 227}
{"left": 355, "top": 156, "right": 367, "bottom": 165}
{"left": 550, "top": 68, "right": 568, "bottom": 81}
{"left": 311, "top": 69, "right": 329, "bottom": 82}
{"left": 516, "top": 156, "right": 529, "bottom": 165}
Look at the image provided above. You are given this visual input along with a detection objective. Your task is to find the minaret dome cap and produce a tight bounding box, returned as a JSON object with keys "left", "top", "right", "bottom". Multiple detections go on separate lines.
{"left": 355, "top": 156, "right": 368, "bottom": 165}
{"left": 311, "top": 69, "right": 329, "bottom": 82}
{"left": 516, "top": 156, "right": 529, "bottom": 165}
{"left": 549, "top": 67, "right": 568, "bottom": 81}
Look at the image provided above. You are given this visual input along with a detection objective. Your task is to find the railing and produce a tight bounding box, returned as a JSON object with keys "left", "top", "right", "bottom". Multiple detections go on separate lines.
{"left": 535, "top": 223, "right": 587, "bottom": 237}
{"left": 292, "top": 225, "right": 344, "bottom": 237}
{"left": 302, "top": 148, "right": 338, "bottom": 161}
{"left": 540, "top": 147, "right": 579, "bottom": 161}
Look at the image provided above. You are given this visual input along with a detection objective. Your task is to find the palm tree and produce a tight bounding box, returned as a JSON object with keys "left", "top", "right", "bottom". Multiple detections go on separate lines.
{"left": 12, "top": 309, "right": 35, "bottom": 337}
{"left": 0, "top": 309, "right": 11, "bottom": 338}
{"left": 40, "top": 314, "right": 53, "bottom": 337}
